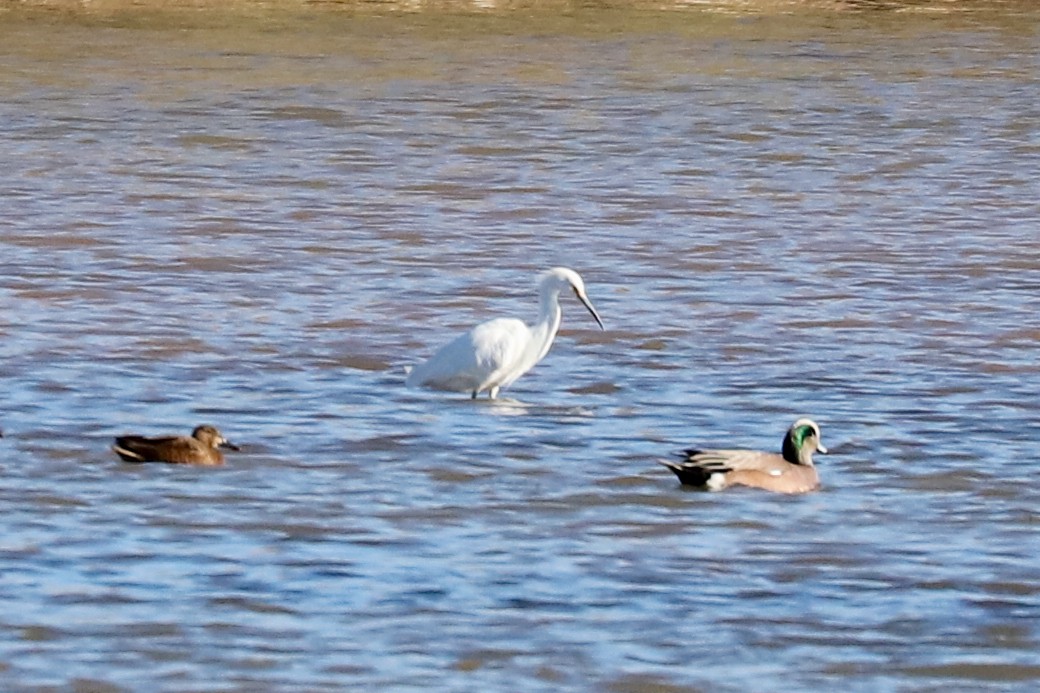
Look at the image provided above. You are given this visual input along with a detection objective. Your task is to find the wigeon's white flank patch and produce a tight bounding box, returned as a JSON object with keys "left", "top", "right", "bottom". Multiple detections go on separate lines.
{"left": 706, "top": 473, "right": 727, "bottom": 491}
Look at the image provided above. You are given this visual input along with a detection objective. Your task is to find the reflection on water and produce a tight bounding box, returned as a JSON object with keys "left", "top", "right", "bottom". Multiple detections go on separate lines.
{"left": 1, "top": 1, "right": 1039, "bottom": 691}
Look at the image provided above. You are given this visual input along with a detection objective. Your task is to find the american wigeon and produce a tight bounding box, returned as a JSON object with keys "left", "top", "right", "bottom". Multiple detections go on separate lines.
{"left": 659, "top": 418, "right": 827, "bottom": 494}
{"left": 112, "top": 425, "right": 239, "bottom": 465}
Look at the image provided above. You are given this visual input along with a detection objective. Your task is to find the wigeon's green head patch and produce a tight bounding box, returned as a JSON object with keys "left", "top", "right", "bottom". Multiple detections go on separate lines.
{"left": 792, "top": 423, "right": 816, "bottom": 449}
{"left": 782, "top": 419, "right": 824, "bottom": 464}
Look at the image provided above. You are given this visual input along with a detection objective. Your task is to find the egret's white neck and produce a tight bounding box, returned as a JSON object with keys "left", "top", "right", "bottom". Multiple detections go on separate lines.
{"left": 529, "top": 286, "right": 564, "bottom": 364}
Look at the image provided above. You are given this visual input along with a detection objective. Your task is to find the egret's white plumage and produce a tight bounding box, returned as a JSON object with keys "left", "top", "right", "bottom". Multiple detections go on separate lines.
{"left": 406, "top": 267, "right": 604, "bottom": 399}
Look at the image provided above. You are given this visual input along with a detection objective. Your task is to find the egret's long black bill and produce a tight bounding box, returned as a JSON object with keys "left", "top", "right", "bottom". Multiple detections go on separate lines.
{"left": 575, "top": 289, "right": 604, "bottom": 330}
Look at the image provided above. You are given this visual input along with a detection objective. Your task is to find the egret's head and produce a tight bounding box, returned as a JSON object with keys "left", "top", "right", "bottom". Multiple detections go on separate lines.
{"left": 537, "top": 266, "right": 575, "bottom": 286}
{"left": 540, "top": 267, "right": 604, "bottom": 329}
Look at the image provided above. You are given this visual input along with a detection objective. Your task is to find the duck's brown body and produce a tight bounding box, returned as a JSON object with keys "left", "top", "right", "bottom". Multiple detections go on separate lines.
{"left": 113, "top": 425, "right": 238, "bottom": 466}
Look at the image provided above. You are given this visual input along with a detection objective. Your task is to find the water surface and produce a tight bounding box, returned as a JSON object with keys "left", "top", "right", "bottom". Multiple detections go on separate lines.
{"left": 1, "top": 2, "right": 1039, "bottom": 691}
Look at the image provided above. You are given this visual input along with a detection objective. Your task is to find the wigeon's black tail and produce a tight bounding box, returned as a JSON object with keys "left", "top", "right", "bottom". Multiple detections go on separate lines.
{"left": 658, "top": 456, "right": 712, "bottom": 487}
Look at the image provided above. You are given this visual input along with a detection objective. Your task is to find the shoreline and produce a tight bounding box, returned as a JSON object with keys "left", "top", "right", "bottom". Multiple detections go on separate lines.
{"left": 1, "top": 0, "right": 1024, "bottom": 12}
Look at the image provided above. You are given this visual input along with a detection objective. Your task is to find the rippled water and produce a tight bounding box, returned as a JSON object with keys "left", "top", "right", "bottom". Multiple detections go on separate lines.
{"left": 1, "top": 1, "right": 1039, "bottom": 690}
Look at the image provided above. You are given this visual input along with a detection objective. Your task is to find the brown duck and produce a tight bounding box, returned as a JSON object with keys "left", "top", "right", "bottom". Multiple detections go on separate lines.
{"left": 112, "top": 425, "right": 239, "bottom": 465}
{"left": 660, "top": 418, "right": 827, "bottom": 494}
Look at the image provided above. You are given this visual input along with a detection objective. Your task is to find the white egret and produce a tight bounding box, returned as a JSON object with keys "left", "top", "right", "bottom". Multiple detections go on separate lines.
{"left": 406, "top": 267, "right": 604, "bottom": 399}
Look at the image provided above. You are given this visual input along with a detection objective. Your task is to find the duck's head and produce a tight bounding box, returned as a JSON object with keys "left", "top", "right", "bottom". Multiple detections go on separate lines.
{"left": 193, "top": 425, "right": 240, "bottom": 451}
{"left": 782, "top": 418, "right": 826, "bottom": 466}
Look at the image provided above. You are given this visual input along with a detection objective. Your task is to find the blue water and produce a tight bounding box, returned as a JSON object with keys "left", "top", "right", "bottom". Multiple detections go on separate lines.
{"left": 1, "top": 2, "right": 1039, "bottom": 690}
